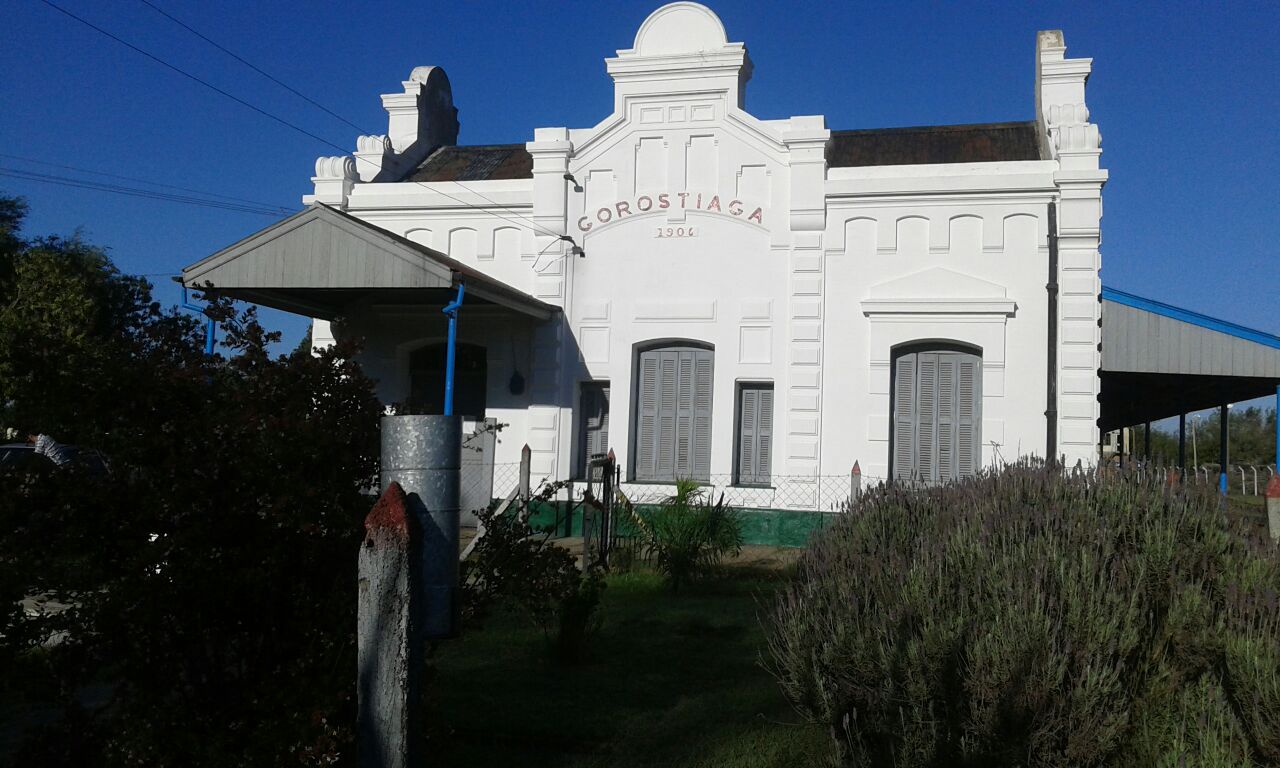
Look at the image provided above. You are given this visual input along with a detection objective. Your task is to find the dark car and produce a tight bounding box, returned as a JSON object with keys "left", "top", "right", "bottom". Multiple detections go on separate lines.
{"left": 0, "top": 443, "right": 110, "bottom": 474}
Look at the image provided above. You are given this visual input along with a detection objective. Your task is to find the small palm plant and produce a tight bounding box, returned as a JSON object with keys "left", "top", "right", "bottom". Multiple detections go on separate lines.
{"left": 622, "top": 478, "right": 744, "bottom": 592}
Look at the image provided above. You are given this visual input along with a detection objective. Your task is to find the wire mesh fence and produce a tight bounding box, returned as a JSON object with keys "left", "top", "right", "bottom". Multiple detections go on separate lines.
{"left": 486, "top": 458, "right": 892, "bottom": 512}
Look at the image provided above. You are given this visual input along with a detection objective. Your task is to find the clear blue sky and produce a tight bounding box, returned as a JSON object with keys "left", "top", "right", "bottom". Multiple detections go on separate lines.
{"left": 3, "top": 1, "right": 1277, "bottom": 419}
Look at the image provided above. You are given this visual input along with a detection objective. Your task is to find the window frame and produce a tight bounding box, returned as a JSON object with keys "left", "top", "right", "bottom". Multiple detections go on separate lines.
{"left": 889, "top": 341, "right": 983, "bottom": 486}
{"left": 576, "top": 380, "right": 610, "bottom": 480}
{"left": 733, "top": 381, "right": 774, "bottom": 488}
{"left": 629, "top": 340, "right": 714, "bottom": 483}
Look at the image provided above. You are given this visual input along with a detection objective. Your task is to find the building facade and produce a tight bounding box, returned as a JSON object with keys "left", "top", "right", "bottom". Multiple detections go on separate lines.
{"left": 190, "top": 3, "right": 1109, "bottom": 510}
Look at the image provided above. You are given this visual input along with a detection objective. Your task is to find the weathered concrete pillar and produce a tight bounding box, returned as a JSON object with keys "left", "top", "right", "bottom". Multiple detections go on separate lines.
{"left": 358, "top": 482, "right": 420, "bottom": 768}
{"left": 519, "top": 443, "right": 531, "bottom": 502}
{"left": 850, "top": 461, "right": 862, "bottom": 505}
{"left": 1267, "top": 475, "right": 1280, "bottom": 544}
{"left": 381, "top": 414, "right": 462, "bottom": 640}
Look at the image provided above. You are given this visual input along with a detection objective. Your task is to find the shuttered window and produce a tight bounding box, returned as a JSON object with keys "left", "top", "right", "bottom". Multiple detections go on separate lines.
{"left": 735, "top": 384, "right": 773, "bottom": 486}
{"left": 578, "top": 382, "right": 610, "bottom": 478}
{"left": 891, "top": 348, "right": 982, "bottom": 485}
{"left": 633, "top": 345, "right": 713, "bottom": 482}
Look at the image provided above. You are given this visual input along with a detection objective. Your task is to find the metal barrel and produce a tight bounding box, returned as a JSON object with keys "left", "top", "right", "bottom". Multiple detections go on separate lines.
{"left": 380, "top": 414, "right": 461, "bottom": 640}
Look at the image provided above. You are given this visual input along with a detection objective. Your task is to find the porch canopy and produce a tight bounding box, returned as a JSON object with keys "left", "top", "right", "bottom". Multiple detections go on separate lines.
{"left": 181, "top": 203, "right": 558, "bottom": 321}
{"left": 1099, "top": 288, "right": 1280, "bottom": 434}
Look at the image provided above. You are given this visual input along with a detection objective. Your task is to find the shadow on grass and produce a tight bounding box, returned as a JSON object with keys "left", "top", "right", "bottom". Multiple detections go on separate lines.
{"left": 428, "top": 568, "right": 825, "bottom": 768}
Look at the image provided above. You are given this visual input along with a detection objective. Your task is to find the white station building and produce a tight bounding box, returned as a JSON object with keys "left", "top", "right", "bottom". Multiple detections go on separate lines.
{"left": 186, "top": 3, "right": 1113, "bottom": 510}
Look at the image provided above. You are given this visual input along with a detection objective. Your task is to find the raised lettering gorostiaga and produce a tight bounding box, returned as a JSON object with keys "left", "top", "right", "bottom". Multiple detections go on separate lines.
{"left": 577, "top": 190, "right": 764, "bottom": 232}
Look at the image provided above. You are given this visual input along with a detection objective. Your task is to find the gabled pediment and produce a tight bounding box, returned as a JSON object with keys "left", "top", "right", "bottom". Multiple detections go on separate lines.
{"left": 863, "top": 268, "right": 1015, "bottom": 316}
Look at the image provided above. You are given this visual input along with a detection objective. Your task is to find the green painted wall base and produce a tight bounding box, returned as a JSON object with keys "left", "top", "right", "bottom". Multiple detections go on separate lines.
{"left": 524, "top": 500, "right": 836, "bottom": 549}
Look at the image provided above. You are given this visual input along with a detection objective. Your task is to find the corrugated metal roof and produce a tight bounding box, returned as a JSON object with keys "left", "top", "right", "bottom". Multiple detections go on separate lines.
{"left": 1098, "top": 288, "right": 1280, "bottom": 428}
{"left": 402, "top": 144, "right": 533, "bottom": 182}
{"left": 827, "top": 121, "right": 1044, "bottom": 167}
{"left": 181, "top": 203, "right": 558, "bottom": 320}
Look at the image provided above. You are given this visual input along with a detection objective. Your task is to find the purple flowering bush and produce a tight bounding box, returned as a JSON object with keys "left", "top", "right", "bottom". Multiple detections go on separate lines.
{"left": 765, "top": 463, "right": 1280, "bottom": 767}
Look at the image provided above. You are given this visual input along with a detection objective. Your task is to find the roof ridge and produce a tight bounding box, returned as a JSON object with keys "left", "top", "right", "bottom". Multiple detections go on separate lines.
{"left": 829, "top": 121, "right": 1037, "bottom": 136}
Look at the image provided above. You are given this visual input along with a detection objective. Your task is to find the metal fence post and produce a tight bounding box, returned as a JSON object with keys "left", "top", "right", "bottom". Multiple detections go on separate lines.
{"left": 1268, "top": 474, "right": 1280, "bottom": 544}
{"left": 380, "top": 414, "right": 462, "bottom": 640}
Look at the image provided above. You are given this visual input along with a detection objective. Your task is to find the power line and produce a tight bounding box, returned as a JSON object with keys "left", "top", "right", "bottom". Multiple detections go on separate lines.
{"left": 0, "top": 152, "right": 294, "bottom": 212}
{"left": 0, "top": 167, "right": 291, "bottom": 217}
{"left": 135, "top": 0, "right": 370, "bottom": 135}
{"left": 40, "top": 0, "right": 346, "bottom": 153}
{"left": 40, "top": 0, "right": 574, "bottom": 244}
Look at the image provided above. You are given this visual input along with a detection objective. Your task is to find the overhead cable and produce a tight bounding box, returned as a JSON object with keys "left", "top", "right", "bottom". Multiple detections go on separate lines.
{"left": 0, "top": 167, "right": 291, "bottom": 217}
{"left": 0, "top": 152, "right": 294, "bottom": 213}
{"left": 43, "top": 0, "right": 573, "bottom": 244}
{"left": 135, "top": 0, "right": 371, "bottom": 135}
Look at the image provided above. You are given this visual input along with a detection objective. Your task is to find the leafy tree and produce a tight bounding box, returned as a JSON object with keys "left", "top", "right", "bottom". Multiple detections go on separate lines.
{"left": 1127, "top": 407, "right": 1276, "bottom": 467}
{"left": 0, "top": 198, "right": 203, "bottom": 442}
{"left": 0, "top": 195, "right": 382, "bottom": 765}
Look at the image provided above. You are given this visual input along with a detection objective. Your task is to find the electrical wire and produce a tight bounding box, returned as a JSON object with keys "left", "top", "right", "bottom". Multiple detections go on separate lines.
{"left": 135, "top": 0, "right": 371, "bottom": 135}
{"left": 39, "top": 0, "right": 347, "bottom": 153}
{"left": 0, "top": 167, "right": 291, "bottom": 217}
{"left": 41, "top": 0, "right": 577, "bottom": 245}
{"left": 0, "top": 152, "right": 294, "bottom": 213}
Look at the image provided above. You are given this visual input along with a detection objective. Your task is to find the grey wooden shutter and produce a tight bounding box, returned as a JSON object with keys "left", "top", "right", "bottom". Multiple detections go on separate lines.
{"left": 636, "top": 354, "right": 659, "bottom": 480}
{"left": 956, "top": 355, "right": 981, "bottom": 477}
{"left": 675, "top": 351, "right": 694, "bottom": 478}
{"left": 756, "top": 387, "right": 772, "bottom": 485}
{"left": 937, "top": 355, "right": 957, "bottom": 482}
{"left": 892, "top": 354, "right": 917, "bottom": 483}
{"left": 691, "top": 350, "right": 713, "bottom": 482}
{"left": 633, "top": 345, "right": 713, "bottom": 483}
{"left": 916, "top": 353, "right": 938, "bottom": 484}
{"left": 737, "top": 384, "right": 772, "bottom": 485}
{"left": 656, "top": 351, "right": 678, "bottom": 480}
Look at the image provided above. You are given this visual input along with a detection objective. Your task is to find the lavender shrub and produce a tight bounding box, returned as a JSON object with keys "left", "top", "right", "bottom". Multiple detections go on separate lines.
{"left": 764, "top": 462, "right": 1280, "bottom": 767}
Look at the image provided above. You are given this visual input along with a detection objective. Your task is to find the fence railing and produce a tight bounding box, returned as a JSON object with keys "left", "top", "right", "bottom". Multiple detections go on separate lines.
{"left": 487, "top": 462, "right": 888, "bottom": 513}
{"left": 1104, "top": 463, "right": 1277, "bottom": 495}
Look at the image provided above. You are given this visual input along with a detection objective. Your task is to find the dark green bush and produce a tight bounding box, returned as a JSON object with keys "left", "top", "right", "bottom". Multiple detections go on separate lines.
{"left": 764, "top": 463, "right": 1280, "bottom": 767}
{"left": 462, "top": 495, "right": 605, "bottom": 664}
{"left": 623, "top": 479, "right": 744, "bottom": 592}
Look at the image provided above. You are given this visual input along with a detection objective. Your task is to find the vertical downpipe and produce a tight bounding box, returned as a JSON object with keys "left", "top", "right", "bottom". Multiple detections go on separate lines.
{"left": 442, "top": 283, "right": 466, "bottom": 416}
{"left": 1045, "top": 202, "right": 1060, "bottom": 463}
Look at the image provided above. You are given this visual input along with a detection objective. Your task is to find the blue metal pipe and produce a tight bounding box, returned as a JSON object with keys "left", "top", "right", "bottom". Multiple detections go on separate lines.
{"left": 1220, "top": 403, "right": 1229, "bottom": 497}
{"left": 441, "top": 282, "right": 466, "bottom": 416}
{"left": 180, "top": 285, "right": 217, "bottom": 356}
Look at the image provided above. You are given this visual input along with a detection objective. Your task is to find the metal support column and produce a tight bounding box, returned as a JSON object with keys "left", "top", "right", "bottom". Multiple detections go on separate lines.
{"left": 1178, "top": 414, "right": 1186, "bottom": 481}
{"left": 381, "top": 414, "right": 462, "bottom": 639}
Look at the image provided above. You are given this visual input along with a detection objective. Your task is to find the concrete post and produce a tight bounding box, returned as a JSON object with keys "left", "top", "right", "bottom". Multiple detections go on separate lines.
{"left": 381, "top": 414, "right": 462, "bottom": 640}
{"left": 1267, "top": 475, "right": 1280, "bottom": 544}
{"left": 850, "top": 461, "right": 862, "bottom": 506}
{"left": 358, "top": 482, "right": 420, "bottom": 768}
{"left": 519, "top": 443, "right": 531, "bottom": 502}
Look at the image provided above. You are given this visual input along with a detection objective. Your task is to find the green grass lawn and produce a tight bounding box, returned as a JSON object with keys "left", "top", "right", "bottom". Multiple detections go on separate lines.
{"left": 428, "top": 566, "right": 828, "bottom": 767}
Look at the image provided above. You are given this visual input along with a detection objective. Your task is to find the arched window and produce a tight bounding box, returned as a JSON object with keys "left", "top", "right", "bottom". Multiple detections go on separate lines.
{"left": 409, "top": 342, "right": 487, "bottom": 419}
{"left": 631, "top": 343, "right": 713, "bottom": 482}
{"left": 891, "top": 343, "right": 982, "bottom": 485}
